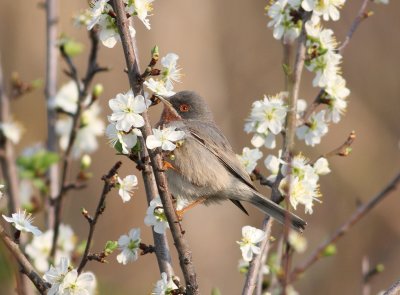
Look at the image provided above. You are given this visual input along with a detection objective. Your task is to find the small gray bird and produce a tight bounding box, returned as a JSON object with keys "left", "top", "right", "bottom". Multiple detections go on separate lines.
{"left": 157, "top": 91, "right": 306, "bottom": 232}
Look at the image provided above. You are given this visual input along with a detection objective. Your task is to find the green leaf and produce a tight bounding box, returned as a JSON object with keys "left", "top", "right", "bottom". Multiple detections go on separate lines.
{"left": 64, "top": 40, "right": 84, "bottom": 57}
{"left": 211, "top": 288, "right": 222, "bottom": 295}
{"left": 104, "top": 241, "right": 118, "bottom": 255}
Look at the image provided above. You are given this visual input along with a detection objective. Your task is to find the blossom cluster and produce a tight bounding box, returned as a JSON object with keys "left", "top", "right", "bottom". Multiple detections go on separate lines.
{"left": 75, "top": 0, "right": 154, "bottom": 48}
{"left": 54, "top": 81, "right": 105, "bottom": 159}
{"left": 44, "top": 257, "right": 96, "bottom": 295}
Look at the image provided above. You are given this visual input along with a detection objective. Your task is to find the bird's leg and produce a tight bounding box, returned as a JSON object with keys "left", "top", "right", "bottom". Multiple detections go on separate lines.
{"left": 176, "top": 196, "right": 207, "bottom": 221}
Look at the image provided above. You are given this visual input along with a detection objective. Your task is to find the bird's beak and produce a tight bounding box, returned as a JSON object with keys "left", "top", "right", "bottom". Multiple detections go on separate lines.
{"left": 157, "top": 95, "right": 182, "bottom": 126}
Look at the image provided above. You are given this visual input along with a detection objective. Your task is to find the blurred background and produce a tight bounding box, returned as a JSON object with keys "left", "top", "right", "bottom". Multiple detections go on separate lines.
{"left": 0, "top": 0, "right": 399, "bottom": 294}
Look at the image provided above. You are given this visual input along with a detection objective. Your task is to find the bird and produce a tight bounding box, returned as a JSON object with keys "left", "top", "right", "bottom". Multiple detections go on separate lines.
{"left": 156, "top": 91, "right": 306, "bottom": 232}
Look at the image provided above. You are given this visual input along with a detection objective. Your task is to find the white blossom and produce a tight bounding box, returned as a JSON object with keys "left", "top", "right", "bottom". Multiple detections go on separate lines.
{"left": 146, "top": 127, "right": 185, "bottom": 151}
{"left": 144, "top": 197, "right": 169, "bottom": 234}
{"left": 96, "top": 14, "right": 136, "bottom": 48}
{"left": 161, "top": 53, "right": 182, "bottom": 88}
{"left": 105, "top": 122, "right": 141, "bottom": 154}
{"left": 267, "top": 0, "right": 302, "bottom": 43}
{"left": 2, "top": 210, "right": 42, "bottom": 236}
{"left": 59, "top": 269, "right": 96, "bottom": 295}
{"left": 324, "top": 75, "right": 349, "bottom": 123}
{"left": 109, "top": 90, "right": 149, "bottom": 132}
{"left": 288, "top": 231, "right": 307, "bottom": 253}
{"left": 152, "top": 272, "right": 178, "bottom": 295}
{"left": 245, "top": 93, "right": 287, "bottom": 149}
{"left": 43, "top": 257, "right": 70, "bottom": 295}
{"left": 26, "top": 224, "right": 76, "bottom": 273}
{"left": 264, "top": 152, "right": 283, "bottom": 182}
{"left": 296, "top": 110, "right": 328, "bottom": 146}
{"left": 237, "top": 147, "right": 263, "bottom": 174}
{"left": 117, "top": 175, "right": 138, "bottom": 203}
{"left": 301, "top": 0, "right": 346, "bottom": 21}
{"left": 56, "top": 103, "right": 105, "bottom": 159}
{"left": 116, "top": 228, "right": 141, "bottom": 265}
{"left": 53, "top": 81, "right": 81, "bottom": 113}
{"left": 144, "top": 78, "right": 175, "bottom": 97}
{"left": 87, "top": 0, "right": 110, "bottom": 30}
{"left": 125, "top": 0, "right": 154, "bottom": 30}
{"left": 0, "top": 120, "right": 24, "bottom": 144}
{"left": 313, "top": 157, "right": 331, "bottom": 175}
{"left": 237, "top": 226, "right": 265, "bottom": 262}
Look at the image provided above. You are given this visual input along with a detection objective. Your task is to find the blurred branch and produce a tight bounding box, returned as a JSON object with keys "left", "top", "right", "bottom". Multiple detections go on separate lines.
{"left": 290, "top": 171, "right": 400, "bottom": 283}
{"left": 112, "top": 1, "right": 199, "bottom": 293}
{"left": 50, "top": 28, "right": 105, "bottom": 259}
{"left": 0, "top": 224, "right": 50, "bottom": 294}
{"left": 77, "top": 161, "right": 121, "bottom": 273}
{"left": 383, "top": 278, "right": 400, "bottom": 295}
{"left": 0, "top": 57, "right": 33, "bottom": 295}
{"left": 362, "top": 256, "right": 384, "bottom": 295}
{"left": 44, "top": 0, "right": 60, "bottom": 230}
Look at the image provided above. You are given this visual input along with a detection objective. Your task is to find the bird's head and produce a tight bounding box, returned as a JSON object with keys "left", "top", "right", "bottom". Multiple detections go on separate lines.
{"left": 159, "top": 91, "right": 213, "bottom": 123}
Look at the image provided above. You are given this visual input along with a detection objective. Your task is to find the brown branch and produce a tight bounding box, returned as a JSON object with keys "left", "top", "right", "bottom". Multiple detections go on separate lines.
{"left": 242, "top": 11, "right": 311, "bottom": 295}
{"left": 383, "top": 278, "right": 400, "bottom": 295}
{"left": 50, "top": 28, "right": 105, "bottom": 259}
{"left": 0, "top": 56, "right": 34, "bottom": 295}
{"left": 0, "top": 224, "right": 50, "bottom": 294}
{"left": 318, "top": 130, "right": 356, "bottom": 161}
{"left": 77, "top": 161, "right": 121, "bottom": 273}
{"left": 45, "top": 0, "right": 60, "bottom": 231}
{"left": 289, "top": 171, "right": 400, "bottom": 283}
{"left": 112, "top": 1, "right": 198, "bottom": 293}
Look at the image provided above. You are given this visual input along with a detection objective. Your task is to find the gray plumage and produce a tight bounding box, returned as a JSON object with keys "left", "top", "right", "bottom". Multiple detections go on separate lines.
{"left": 160, "top": 91, "right": 306, "bottom": 232}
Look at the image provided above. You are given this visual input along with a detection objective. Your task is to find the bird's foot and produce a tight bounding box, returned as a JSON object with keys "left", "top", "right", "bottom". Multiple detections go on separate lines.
{"left": 175, "top": 197, "right": 207, "bottom": 221}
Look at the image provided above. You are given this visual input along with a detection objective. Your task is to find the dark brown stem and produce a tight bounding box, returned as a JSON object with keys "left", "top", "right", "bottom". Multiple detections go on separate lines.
{"left": 0, "top": 224, "right": 50, "bottom": 294}
{"left": 77, "top": 161, "right": 121, "bottom": 273}
{"left": 45, "top": 0, "right": 60, "bottom": 230}
{"left": 289, "top": 171, "right": 400, "bottom": 283}
{"left": 112, "top": 1, "right": 198, "bottom": 292}
{"left": 50, "top": 29, "right": 104, "bottom": 259}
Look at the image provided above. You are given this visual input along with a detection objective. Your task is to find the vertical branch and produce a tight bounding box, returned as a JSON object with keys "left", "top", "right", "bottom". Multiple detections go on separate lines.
{"left": 44, "top": 0, "right": 59, "bottom": 229}
{"left": 242, "top": 12, "right": 310, "bottom": 295}
{"left": 111, "top": 1, "right": 198, "bottom": 293}
{"left": 0, "top": 58, "right": 34, "bottom": 295}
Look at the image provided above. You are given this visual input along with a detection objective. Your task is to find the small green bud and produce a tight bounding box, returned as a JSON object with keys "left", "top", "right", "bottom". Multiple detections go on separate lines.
{"left": 323, "top": 244, "right": 337, "bottom": 257}
{"left": 376, "top": 264, "right": 384, "bottom": 273}
{"left": 211, "top": 287, "right": 222, "bottom": 295}
{"left": 92, "top": 83, "right": 104, "bottom": 97}
{"left": 81, "top": 154, "right": 92, "bottom": 170}
{"left": 64, "top": 40, "right": 84, "bottom": 57}
{"left": 104, "top": 240, "right": 119, "bottom": 255}
{"left": 151, "top": 45, "right": 159, "bottom": 60}
{"left": 169, "top": 153, "right": 176, "bottom": 161}
{"left": 31, "top": 79, "right": 43, "bottom": 89}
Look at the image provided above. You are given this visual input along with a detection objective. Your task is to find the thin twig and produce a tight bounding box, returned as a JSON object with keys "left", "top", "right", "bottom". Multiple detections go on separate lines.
{"left": 362, "top": 256, "right": 371, "bottom": 295}
{"left": 77, "top": 161, "right": 121, "bottom": 273}
{"left": 50, "top": 28, "right": 105, "bottom": 259}
{"left": 383, "top": 278, "right": 400, "bottom": 295}
{"left": 289, "top": 171, "right": 400, "bottom": 283}
{"left": 0, "top": 224, "right": 50, "bottom": 294}
{"left": 45, "top": 0, "right": 60, "bottom": 230}
{"left": 112, "top": 1, "right": 198, "bottom": 293}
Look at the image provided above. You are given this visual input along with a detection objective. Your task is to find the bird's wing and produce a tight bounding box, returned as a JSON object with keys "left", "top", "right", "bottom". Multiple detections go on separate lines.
{"left": 186, "top": 120, "right": 258, "bottom": 192}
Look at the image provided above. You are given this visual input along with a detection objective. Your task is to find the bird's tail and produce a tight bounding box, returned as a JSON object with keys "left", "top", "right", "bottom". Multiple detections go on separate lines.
{"left": 249, "top": 191, "right": 306, "bottom": 232}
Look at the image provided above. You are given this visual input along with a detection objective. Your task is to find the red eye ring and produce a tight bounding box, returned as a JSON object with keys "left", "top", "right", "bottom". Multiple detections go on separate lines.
{"left": 179, "top": 104, "right": 190, "bottom": 112}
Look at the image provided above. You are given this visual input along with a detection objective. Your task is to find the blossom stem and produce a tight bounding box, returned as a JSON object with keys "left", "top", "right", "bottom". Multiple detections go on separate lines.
{"left": 289, "top": 171, "right": 400, "bottom": 283}
{"left": 50, "top": 29, "right": 105, "bottom": 259}
{"left": 77, "top": 161, "right": 122, "bottom": 274}
{"left": 112, "top": 1, "right": 199, "bottom": 292}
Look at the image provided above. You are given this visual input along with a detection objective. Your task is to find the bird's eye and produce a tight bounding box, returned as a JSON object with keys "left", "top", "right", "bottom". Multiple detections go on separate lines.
{"left": 179, "top": 104, "right": 190, "bottom": 112}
